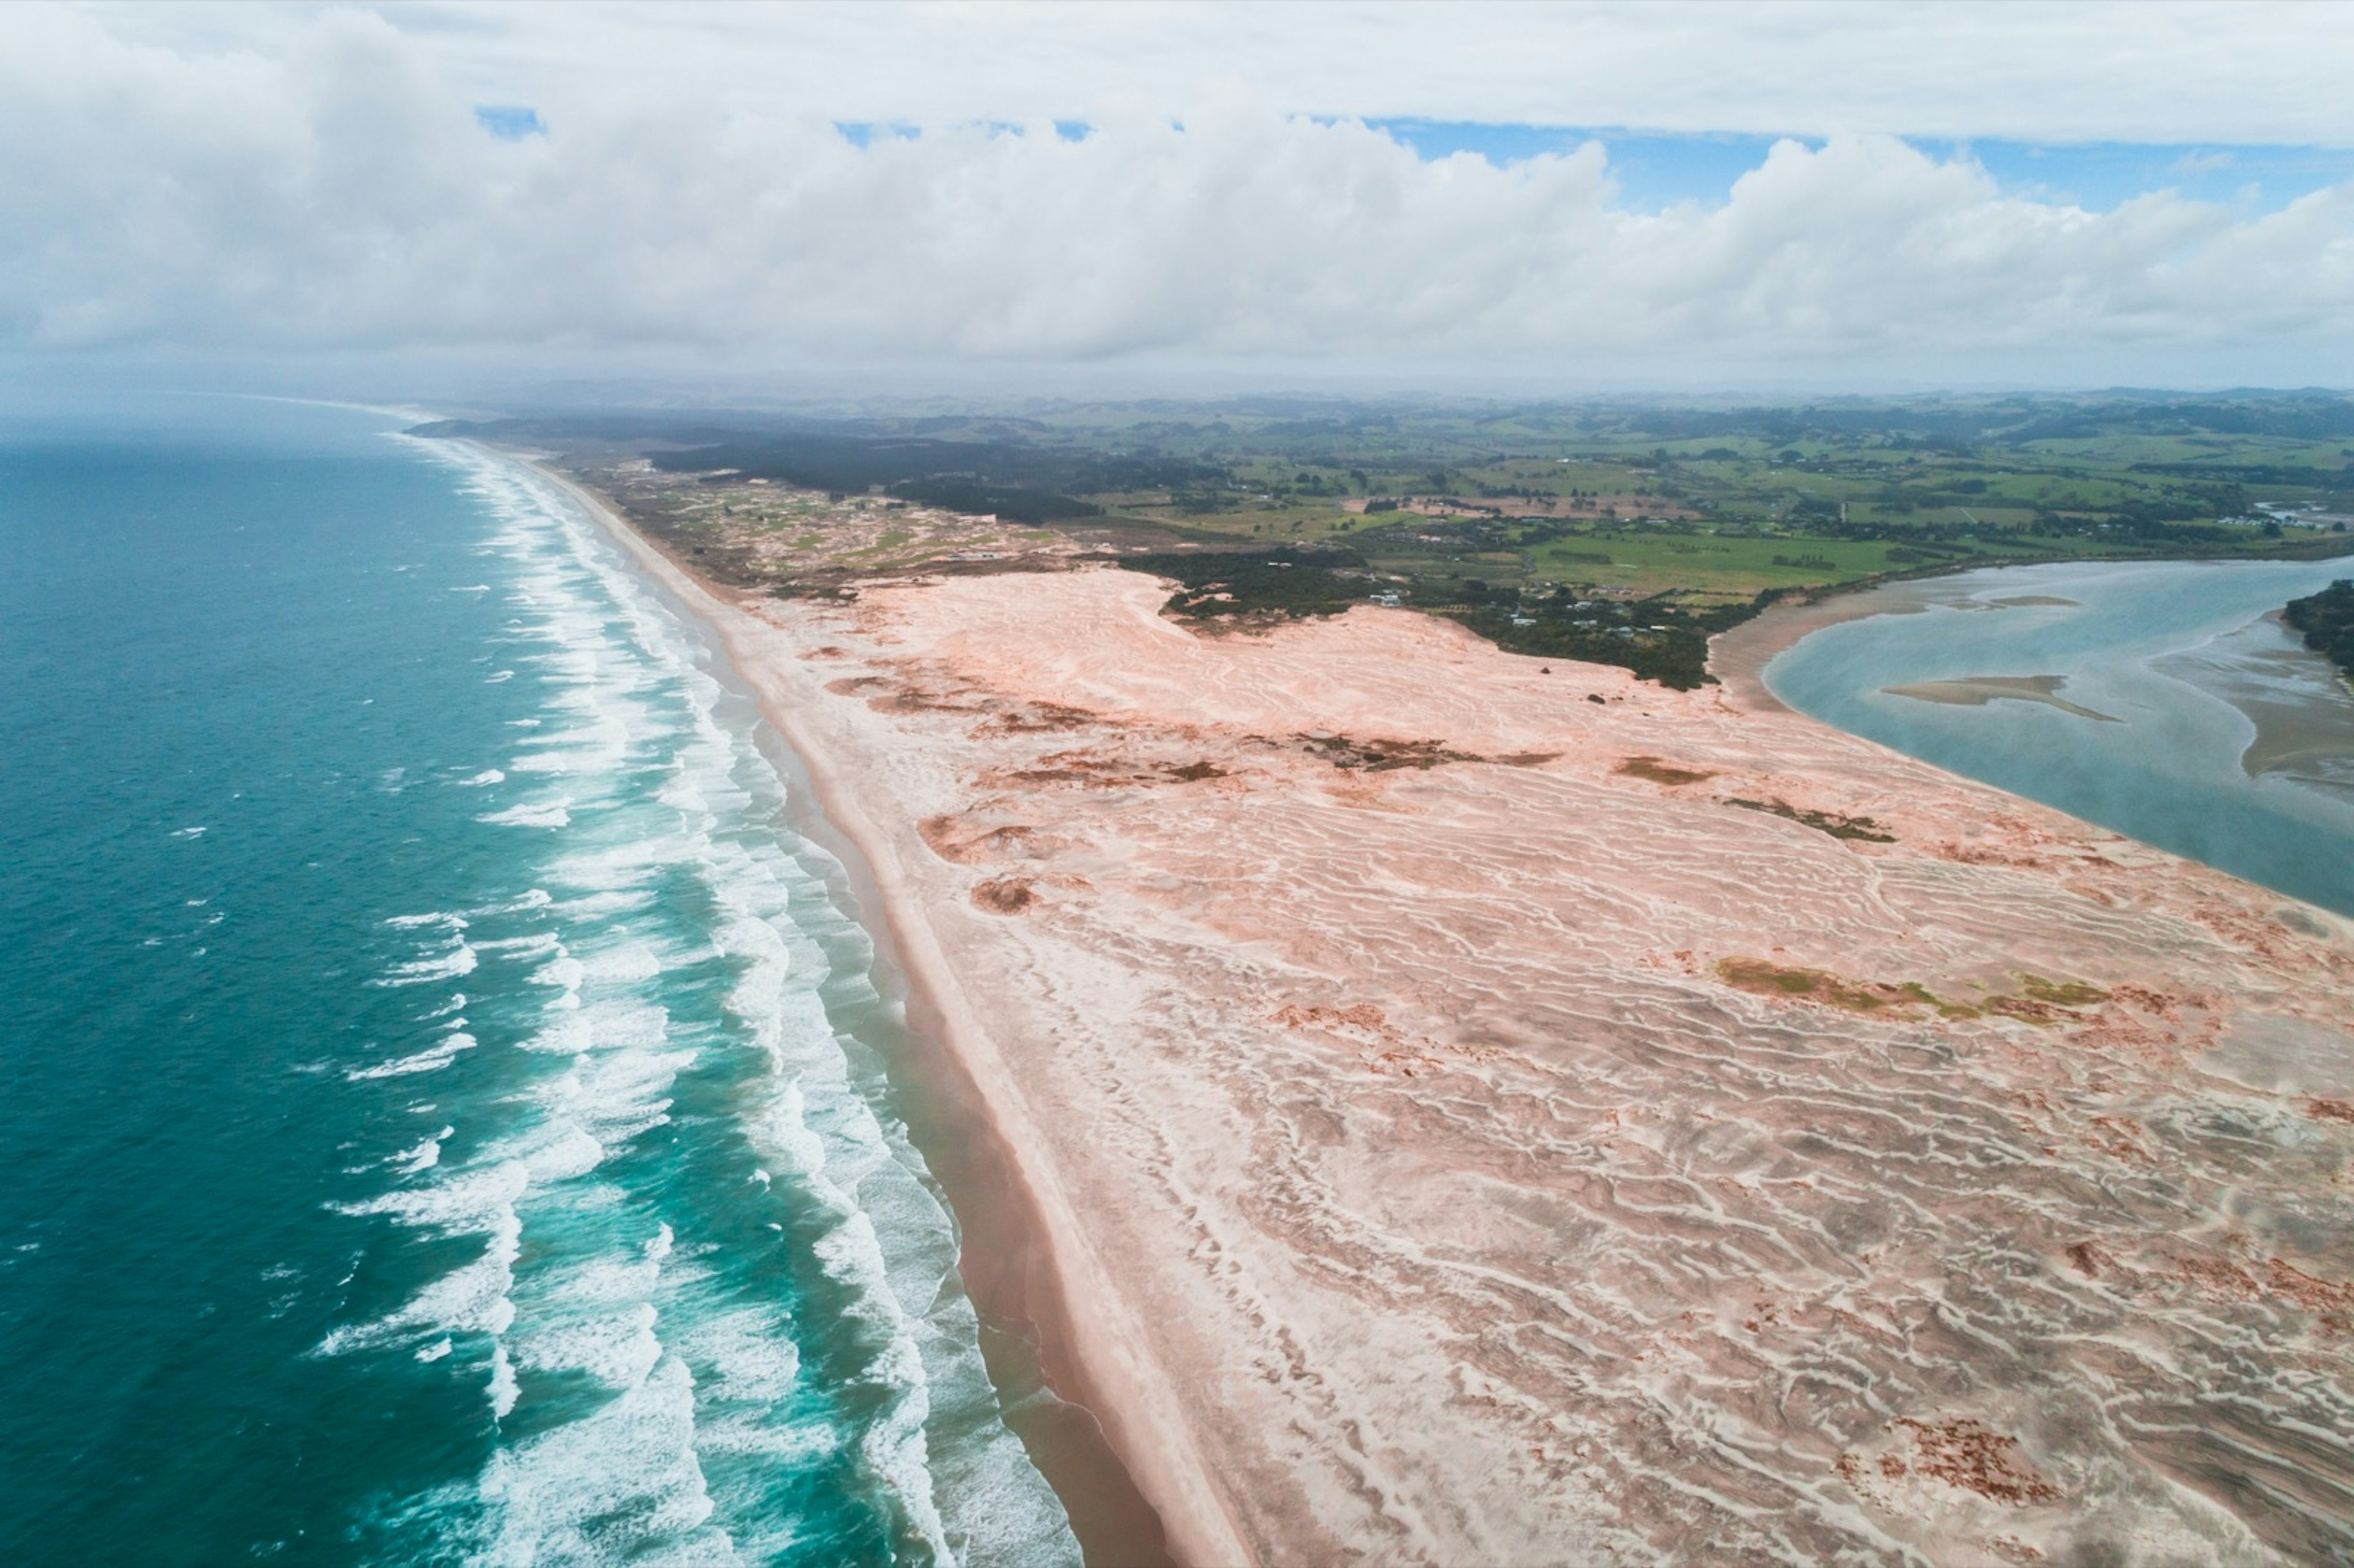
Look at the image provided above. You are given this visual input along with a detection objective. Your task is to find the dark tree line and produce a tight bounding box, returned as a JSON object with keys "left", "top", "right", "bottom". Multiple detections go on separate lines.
{"left": 2285, "top": 580, "right": 2354, "bottom": 680}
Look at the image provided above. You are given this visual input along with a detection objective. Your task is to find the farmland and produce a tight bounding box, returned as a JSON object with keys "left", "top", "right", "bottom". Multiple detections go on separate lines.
{"left": 421, "top": 390, "right": 2354, "bottom": 687}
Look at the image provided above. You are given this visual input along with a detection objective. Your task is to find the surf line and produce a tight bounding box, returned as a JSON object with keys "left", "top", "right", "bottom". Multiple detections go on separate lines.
{"left": 465, "top": 441, "right": 1195, "bottom": 1568}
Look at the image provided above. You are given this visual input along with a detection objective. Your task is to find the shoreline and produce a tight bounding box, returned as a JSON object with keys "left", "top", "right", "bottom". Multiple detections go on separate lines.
{"left": 1706, "top": 578, "right": 1932, "bottom": 709}
{"left": 486, "top": 447, "right": 2354, "bottom": 1562}
{"left": 503, "top": 448, "right": 1228, "bottom": 1567}
{"left": 1726, "top": 554, "right": 2354, "bottom": 914}
{"left": 1712, "top": 549, "right": 2354, "bottom": 716}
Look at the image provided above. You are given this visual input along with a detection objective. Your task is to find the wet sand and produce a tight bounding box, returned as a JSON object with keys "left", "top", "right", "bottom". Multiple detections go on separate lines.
{"left": 1881, "top": 675, "right": 2120, "bottom": 722}
{"left": 542, "top": 457, "right": 2354, "bottom": 1565}
{"left": 1706, "top": 582, "right": 1930, "bottom": 710}
{"left": 1705, "top": 582, "right": 2087, "bottom": 714}
{"left": 2169, "top": 613, "right": 2354, "bottom": 783}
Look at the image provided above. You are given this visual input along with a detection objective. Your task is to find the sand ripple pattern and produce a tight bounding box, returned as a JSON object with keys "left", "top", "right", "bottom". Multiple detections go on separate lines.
{"left": 758, "top": 567, "right": 2354, "bottom": 1566}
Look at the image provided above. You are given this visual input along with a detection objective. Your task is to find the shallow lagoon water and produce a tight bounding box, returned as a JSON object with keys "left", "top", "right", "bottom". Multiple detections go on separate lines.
{"left": 0, "top": 398, "right": 1075, "bottom": 1564}
{"left": 1765, "top": 555, "right": 2354, "bottom": 916}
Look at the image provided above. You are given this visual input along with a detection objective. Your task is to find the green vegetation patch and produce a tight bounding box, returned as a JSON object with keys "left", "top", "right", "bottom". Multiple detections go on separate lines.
{"left": 2284, "top": 579, "right": 2354, "bottom": 681}
{"left": 1723, "top": 797, "right": 1897, "bottom": 843}
{"left": 425, "top": 390, "right": 2354, "bottom": 692}
{"left": 1448, "top": 590, "right": 1777, "bottom": 690}
{"left": 1616, "top": 756, "right": 1716, "bottom": 786}
{"left": 1716, "top": 961, "right": 2110, "bottom": 1021}
{"left": 2020, "top": 975, "right": 2110, "bottom": 1008}
{"left": 1290, "top": 733, "right": 1480, "bottom": 771}
{"left": 1125, "top": 546, "right": 1373, "bottom": 622}
{"left": 1716, "top": 959, "right": 1924, "bottom": 1012}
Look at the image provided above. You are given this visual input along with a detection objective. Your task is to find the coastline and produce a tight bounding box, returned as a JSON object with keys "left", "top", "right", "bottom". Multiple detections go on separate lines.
{"left": 504, "top": 448, "right": 1226, "bottom": 1567}
{"left": 2216, "top": 614, "right": 2354, "bottom": 783}
{"left": 1740, "top": 554, "right": 2354, "bottom": 911}
{"left": 495, "top": 446, "right": 2354, "bottom": 1564}
{"left": 1705, "top": 578, "right": 1930, "bottom": 708}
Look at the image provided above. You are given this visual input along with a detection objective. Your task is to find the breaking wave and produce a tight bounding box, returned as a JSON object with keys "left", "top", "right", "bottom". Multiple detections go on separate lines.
{"left": 319, "top": 442, "right": 1077, "bottom": 1565}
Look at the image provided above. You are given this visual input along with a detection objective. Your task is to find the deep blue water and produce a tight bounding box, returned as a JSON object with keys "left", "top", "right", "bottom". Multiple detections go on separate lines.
{"left": 1766, "top": 556, "right": 2354, "bottom": 916}
{"left": 0, "top": 399, "right": 1075, "bottom": 1564}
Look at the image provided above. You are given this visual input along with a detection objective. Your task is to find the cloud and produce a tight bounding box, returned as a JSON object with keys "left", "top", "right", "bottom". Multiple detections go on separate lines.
{"left": 158, "top": 1, "right": 2354, "bottom": 150}
{"left": 3, "top": 4, "right": 2352, "bottom": 378}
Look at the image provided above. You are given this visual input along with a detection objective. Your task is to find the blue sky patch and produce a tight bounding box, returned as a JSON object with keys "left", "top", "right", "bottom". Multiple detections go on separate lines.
{"left": 835, "top": 121, "right": 922, "bottom": 148}
{"left": 1366, "top": 119, "right": 2354, "bottom": 215}
{"left": 473, "top": 105, "right": 545, "bottom": 140}
{"left": 1366, "top": 121, "right": 1803, "bottom": 209}
{"left": 1921, "top": 140, "right": 2354, "bottom": 213}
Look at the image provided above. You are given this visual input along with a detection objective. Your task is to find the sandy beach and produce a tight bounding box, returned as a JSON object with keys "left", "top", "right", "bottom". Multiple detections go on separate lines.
{"left": 1706, "top": 579, "right": 1949, "bottom": 714}
{"left": 535, "top": 452, "right": 2354, "bottom": 1566}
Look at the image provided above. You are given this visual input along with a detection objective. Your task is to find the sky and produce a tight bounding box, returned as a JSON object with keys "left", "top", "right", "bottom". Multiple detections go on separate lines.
{"left": 7, "top": 1, "right": 2354, "bottom": 392}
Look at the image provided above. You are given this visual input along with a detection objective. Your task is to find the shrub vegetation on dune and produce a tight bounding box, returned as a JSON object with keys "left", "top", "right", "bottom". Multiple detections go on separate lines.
{"left": 2285, "top": 579, "right": 2354, "bottom": 680}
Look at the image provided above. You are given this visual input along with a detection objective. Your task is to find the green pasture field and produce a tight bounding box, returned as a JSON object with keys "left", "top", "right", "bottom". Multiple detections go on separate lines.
{"left": 1531, "top": 531, "right": 1961, "bottom": 596}
{"left": 493, "top": 388, "right": 2354, "bottom": 687}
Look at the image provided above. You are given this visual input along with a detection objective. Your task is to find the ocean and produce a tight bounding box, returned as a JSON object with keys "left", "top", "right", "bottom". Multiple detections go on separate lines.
{"left": 0, "top": 397, "right": 1078, "bottom": 1565}
{"left": 1764, "top": 555, "right": 2354, "bottom": 916}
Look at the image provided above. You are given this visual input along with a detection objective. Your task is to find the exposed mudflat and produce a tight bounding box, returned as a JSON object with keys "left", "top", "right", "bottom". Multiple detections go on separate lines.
{"left": 1882, "top": 674, "right": 2120, "bottom": 722}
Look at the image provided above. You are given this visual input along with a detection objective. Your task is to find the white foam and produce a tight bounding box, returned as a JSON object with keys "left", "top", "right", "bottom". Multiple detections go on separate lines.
{"left": 392, "top": 1125, "right": 456, "bottom": 1173}
{"left": 479, "top": 797, "right": 573, "bottom": 829}
{"left": 473, "top": 933, "right": 562, "bottom": 960}
{"left": 318, "top": 1163, "right": 523, "bottom": 1357}
{"left": 374, "top": 927, "right": 479, "bottom": 987}
{"left": 347, "top": 1033, "right": 477, "bottom": 1081}
{"left": 460, "top": 769, "right": 506, "bottom": 786}
{"left": 576, "top": 997, "right": 671, "bottom": 1051}
{"left": 530, "top": 954, "right": 585, "bottom": 992}
{"left": 764, "top": 1085, "right": 829, "bottom": 1180}
{"left": 520, "top": 1014, "right": 592, "bottom": 1055}
{"left": 171, "top": 826, "right": 207, "bottom": 839}
{"left": 478, "top": 1356, "right": 732, "bottom": 1563}
{"left": 519, "top": 1123, "right": 606, "bottom": 1184}
{"left": 337, "top": 1156, "right": 525, "bottom": 1232}
{"left": 517, "top": 1303, "right": 663, "bottom": 1387}
{"left": 565, "top": 1251, "right": 663, "bottom": 1307}
{"left": 388, "top": 911, "right": 470, "bottom": 931}
{"left": 490, "top": 1342, "right": 519, "bottom": 1418}
{"left": 370, "top": 441, "right": 1077, "bottom": 1562}
{"left": 581, "top": 941, "right": 664, "bottom": 985}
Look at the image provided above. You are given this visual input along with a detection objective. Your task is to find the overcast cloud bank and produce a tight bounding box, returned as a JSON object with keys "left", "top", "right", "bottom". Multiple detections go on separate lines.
{"left": 8, "top": 4, "right": 2353, "bottom": 381}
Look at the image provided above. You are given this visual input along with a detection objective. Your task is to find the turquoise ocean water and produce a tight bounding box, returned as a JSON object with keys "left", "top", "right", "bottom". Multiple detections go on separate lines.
{"left": 1765, "top": 556, "right": 2354, "bottom": 916}
{"left": 0, "top": 398, "right": 1077, "bottom": 1564}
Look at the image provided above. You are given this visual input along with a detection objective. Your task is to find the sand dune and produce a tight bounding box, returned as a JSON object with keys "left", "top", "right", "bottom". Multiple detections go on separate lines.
{"left": 563, "top": 469, "right": 2354, "bottom": 1566}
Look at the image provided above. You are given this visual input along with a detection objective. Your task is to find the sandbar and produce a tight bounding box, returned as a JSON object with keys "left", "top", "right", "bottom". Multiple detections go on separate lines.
{"left": 1882, "top": 674, "right": 2121, "bottom": 722}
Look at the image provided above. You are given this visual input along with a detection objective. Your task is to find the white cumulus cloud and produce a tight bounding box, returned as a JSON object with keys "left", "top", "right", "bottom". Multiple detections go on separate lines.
{"left": 4, "top": 2, "right": 2352, "bottom": 381}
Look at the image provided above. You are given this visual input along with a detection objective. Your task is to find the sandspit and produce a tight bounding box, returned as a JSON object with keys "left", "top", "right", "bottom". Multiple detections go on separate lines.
{"left": 542, "top": 455, "right": 2354, "bottom": 1566}
{"left": 1880, "top": 674, "right": 2121, "bottom": 723}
